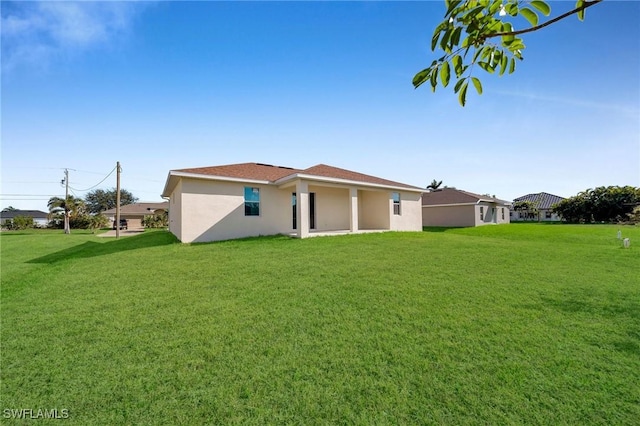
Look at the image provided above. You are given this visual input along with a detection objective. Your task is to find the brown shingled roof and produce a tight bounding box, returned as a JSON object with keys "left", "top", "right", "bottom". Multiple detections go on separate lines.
{"left": 172, "top": 162, "right": 421, "bottom": 190}
{"left": 176, "top": 163, "right": 301, "bottom": 182}
{"left": 422, "top": 188, "right": 509, "bottom": 206}
{"left": 300, "top": 164, "right": 422, "bottom": 189}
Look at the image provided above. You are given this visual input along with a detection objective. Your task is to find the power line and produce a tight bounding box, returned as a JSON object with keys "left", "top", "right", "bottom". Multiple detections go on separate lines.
{"left": 68, "top": 166, "right": 117, "bottom": 192}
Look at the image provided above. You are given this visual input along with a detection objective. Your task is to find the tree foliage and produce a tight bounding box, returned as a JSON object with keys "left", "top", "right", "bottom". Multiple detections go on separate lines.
{"left": 4, "top": 216, "right": 34, "bottom": 230}
{"left": 512, "top": 200, "right": 539, "bottom": 221}
{"left": 414, "top": 0, "right": 602, "bottom": 106}
{"left": 426, "top": 179, "right": 443, "bottom": 191}
{"left": 552, "top": 186, "right": 640, "bottom": 223}
{"left": 47, "top": 196, "right": 88, "bottom": 230}
{"left": 85, "top": 188, "right": 138, "bottom": 214}
{"left": 142, "top": 211, "right": 168, "bottom": 229}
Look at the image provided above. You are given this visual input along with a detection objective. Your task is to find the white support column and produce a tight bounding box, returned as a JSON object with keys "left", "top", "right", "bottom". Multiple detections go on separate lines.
{"left": 349, "top": 187, "right": 359, "bottom": 232}
{"left": 297, "top": 180, "right": 309, "bottom": 238}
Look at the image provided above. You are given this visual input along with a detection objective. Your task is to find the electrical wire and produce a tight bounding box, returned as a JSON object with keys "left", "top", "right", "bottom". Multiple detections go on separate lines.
{"left": 69, "top": 166, "right": 117, "bottom": 192}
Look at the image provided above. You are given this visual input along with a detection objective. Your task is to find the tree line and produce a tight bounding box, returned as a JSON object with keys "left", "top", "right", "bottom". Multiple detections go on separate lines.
{"left": 2, "top": 188, "right": 138, "bottom": 230}
{"left": 552, "top": 186, "right": 640, "bottom": 224}
{"left": 46, "top": 188, "right": 138, "bottom": 230}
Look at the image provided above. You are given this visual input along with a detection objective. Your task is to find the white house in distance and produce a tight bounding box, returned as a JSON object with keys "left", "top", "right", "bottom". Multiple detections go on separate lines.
{"left": 422, "top": 188, "right": 512, "bottom": 227}
{"left": 161, "top": 162, "right": 424, "bottom": 243}
{"left": 0, "top": 209, "right": 49, "bottom": 227}
{"left": 511, "top": 192, "right": 565, "bottom": 222}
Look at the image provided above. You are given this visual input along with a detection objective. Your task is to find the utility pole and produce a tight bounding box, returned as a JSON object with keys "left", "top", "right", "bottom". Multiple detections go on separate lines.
{"left": 116, "top": 161, "right": 121, "bottom": 239}
{"left": 64, "top": 168, "right": 70, "bottom": 234}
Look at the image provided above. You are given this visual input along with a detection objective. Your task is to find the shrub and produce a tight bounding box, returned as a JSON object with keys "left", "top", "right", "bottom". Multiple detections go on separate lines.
{"left": 5, "top": 216, "right": 35, "bottom": 230}
{"left": 143, "top": 211, "right": 168, "bottom": 229}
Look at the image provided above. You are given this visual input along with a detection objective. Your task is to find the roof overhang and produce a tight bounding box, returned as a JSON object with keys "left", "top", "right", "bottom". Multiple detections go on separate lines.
{"left": 275, "top": 173, "right": 424, "bottom": 193}
{"left": 161, "top": 171, "right": 272, "bottom": 197}
{"left": 423, "top": 200, "right": 512, "bottom": 208}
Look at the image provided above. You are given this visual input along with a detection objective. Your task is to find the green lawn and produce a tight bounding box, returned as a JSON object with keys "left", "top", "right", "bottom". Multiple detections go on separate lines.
{"left": 1, "top": 225, "right": 639, "bottom": 424}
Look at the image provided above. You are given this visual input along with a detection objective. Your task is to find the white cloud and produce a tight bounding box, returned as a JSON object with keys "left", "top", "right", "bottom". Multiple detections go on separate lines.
{"left": 1, "top": 1, "right": 143, "bottom": 72}
{"left": 494, "top": 89, "right": 640, "bottom": 117}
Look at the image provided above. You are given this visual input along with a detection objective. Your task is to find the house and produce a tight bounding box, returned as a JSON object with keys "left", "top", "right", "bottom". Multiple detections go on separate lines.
{"left": 422, "top": 188, "right": 511, "bottom": 227}
{"left": 511, "top": 192, "right": 565, "bottom": 222}
{"left": 161, "top": 162, "right": 424, "bottom": 243}
{"left": 0, "top": 209, "right": 49, "bottom": 227}
{"left": 102, "top": 202, "right": 169, "bottom": 229}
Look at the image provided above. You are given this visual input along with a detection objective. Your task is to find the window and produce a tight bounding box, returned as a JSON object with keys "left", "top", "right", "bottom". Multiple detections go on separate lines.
{"left": 545, "top": 211, "right": 552, "bottom": 219}
{"left": 244, "top": 187, "right": 260, "bottom": 216}
{"left": 292, "top": 192, "right": 297, "bottom": 229}
{"left": 392, "top": 192, "right": 401, "bottom": 215}
{"left": 480, "top": 206, "right": 484, "bottom": 220}
{"left": 501, "top": 208, "right": 505, "bottom": 220}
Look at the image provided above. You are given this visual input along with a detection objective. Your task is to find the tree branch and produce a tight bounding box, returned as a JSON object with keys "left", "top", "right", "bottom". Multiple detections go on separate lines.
{"left": 486, "top": 0, "right": 602, "bottom": 39}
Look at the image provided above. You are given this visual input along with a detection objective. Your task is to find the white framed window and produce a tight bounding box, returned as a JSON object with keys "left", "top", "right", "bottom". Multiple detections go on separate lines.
{"left": 392, "top": 192, "right": 401, "bottom": 215}
{"left": 480, "top": 206, "right": 484, "bottom": 220}
{"left": 244, "top": 187, "right": 260, "bottom": 216}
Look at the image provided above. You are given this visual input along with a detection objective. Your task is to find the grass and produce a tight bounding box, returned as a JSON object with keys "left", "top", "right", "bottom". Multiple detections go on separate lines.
{"left": 1, "top": 225, "right": 639, "bottom": 424}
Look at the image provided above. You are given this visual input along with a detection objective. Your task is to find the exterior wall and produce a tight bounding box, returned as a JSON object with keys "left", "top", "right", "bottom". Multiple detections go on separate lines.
{"left": 390, "top": 191, "right": 423, "bottom": 231}
{"left": 309, "top": 185, "right": 349, "bottom": 231}
{"left": 358, "top": 190, "right": 389, "bottom": 229}
{"left": 510, "top": 209, "right": 560, "bottom": 222}
{"left": 422, "top": 204, "right": 476, "bottom": 227}
{"left": 169, "top": 176, "right": 424, "bottom": 242}
{"left": 169, "top": 180, "right": 183, "bottom": 241}
{"left": 475, "top": 203, "right": 510, "bottom": 226}
{"left": 178, "top": 178, "right": 291, "bottom": 243}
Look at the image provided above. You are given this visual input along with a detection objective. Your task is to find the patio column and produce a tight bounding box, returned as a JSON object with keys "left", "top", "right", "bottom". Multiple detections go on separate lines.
{"left": 349, "top": 187, "right": 358, "bottom": 232}
{"left": 296, "top": 180, "right": 309, "bottom": 238}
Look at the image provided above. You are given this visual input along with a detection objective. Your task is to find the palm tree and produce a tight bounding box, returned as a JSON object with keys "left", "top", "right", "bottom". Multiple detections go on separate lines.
{"left": 47, "top": 196, "right": 87, "bottom": 233}
{"left": 426, "top": 179, "right": 443, "bottom": 191}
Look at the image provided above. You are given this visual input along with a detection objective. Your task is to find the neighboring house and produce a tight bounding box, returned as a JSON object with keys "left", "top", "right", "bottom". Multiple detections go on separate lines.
{"left": 422, "top": 188, "right": 511, "bottom": 227}
{"left": 161, "top": 162, "right": 424, "bottom": 243}
{"left": 102, "top": 202, "right": 169, "bottom": 229}
{"left": 511, "top": 192, "right": 565, "bottom": 222}
{"left": 0, "top": 210, "right": 49, "bottom": 227}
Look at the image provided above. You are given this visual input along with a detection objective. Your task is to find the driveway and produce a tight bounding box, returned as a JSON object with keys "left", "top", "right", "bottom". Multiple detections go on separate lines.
{"left": 97, "top": 229, "right": 145, "bottom": 238}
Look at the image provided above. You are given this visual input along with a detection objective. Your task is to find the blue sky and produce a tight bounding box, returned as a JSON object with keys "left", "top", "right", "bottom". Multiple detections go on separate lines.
{"left": 2, "top": 0, "right": 639, "bottom": 212}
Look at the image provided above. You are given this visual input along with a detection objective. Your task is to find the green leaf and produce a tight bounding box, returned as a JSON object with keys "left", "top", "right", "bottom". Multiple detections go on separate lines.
{"left": 441, "top": 61, "right": 451, "bottom": 87}
{"left": 520, "top": 7, "right": 539, "bottom": 27}
{"left": 440, "top": 28, "right": 452, "bottom": 53}
{"left": 471, "top": 77, "right": 483, "bottom": 95}
{"left": 431, "top": 31, "right": 440, "bottom": 51}
{"left": 430, "top": 66, "right": 439, "bottom": 91}
{"left": 454, "top": 78, "right": 466, "bottom": 93}
{"left": 453, "top": 54, "right": 463, "bottom": 77}
{"left": 499, "top": 54, "right": 508, "bottom": 76}
{"left": 478, "top": 61, "right": 495, "bottom": 73}
{"left": 506, "top": 3, "right": 518, "bottom": 16}
{"left": 445, "top": 0, "right": 463, "bottom": 17}
{"left": 412, "top": 68, "right": 430, "bottom": 88}
{"left": 451, "top": 26, "right": 463, "bottom": 47}
{"left": 509, "top": 57, "right": 516, "bottom": 73}
{"left": 458, "top": 82, "right": 468, "bottom": 107}
{"left": 530, "top": 1, "right": 551, "bottom": 16}
{"left": 576, "top": 0, "right": 585, "bottom": 21}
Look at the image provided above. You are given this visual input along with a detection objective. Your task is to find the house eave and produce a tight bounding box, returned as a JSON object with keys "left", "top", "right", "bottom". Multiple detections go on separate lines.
{"left": 162, "top": 171, "right": 272, "bottom": 197}
{"left": 275, "top": 173, "right": 423, "bottom": 192}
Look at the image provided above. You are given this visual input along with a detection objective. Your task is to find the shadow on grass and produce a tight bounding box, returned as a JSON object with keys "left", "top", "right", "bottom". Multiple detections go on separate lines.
{"left": 422, "top": 226, "right": 465, "bottom": 233}
{"left": 27, "top": 231, "right": 179, "bottom": 264}
{"left": 189, "top": 233, "right": 295, "bottom": 246}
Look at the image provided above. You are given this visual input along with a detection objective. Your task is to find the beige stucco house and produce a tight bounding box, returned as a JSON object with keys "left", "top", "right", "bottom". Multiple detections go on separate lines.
{"left": 161, "top": 162, "right": 423, "bottom": 243}
{"left": 103, "top": 202, "right": 169, "bottom": 229}
{"left": 422, "top": 188, "right": 511, "bottom": 227}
